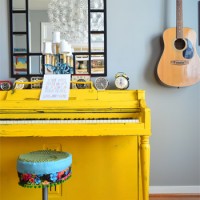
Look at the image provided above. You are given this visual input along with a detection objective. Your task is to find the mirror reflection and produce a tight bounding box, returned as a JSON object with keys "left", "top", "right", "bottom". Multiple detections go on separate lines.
{"left": 11, "top": 0, "right": 106, "bottom": 77}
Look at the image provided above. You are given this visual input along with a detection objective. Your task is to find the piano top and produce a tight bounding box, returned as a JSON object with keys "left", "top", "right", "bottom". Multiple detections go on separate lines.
{"left": 0, "top": 88, "right": 147, "bottom": 111}
{"left": 0, "top": 88, "right": 145, "bottom": 101}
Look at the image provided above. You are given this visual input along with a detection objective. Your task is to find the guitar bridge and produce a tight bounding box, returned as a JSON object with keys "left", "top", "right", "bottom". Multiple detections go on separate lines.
{"left": 170, "top": 60, "right": 189, "bottom": 65}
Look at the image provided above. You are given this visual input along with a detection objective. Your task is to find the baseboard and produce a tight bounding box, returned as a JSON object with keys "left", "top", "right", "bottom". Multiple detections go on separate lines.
{"left": 150, "top": 186, "right": 200, "bottom": 194}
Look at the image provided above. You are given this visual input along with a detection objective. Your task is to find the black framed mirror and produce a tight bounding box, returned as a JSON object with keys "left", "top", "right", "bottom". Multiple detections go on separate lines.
{"left": 9, "top": 0, "right": 107, "bottom": 78}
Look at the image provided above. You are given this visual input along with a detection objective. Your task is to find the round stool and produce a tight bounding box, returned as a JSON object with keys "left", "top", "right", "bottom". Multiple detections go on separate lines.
{"left": 17, "top": 150, "right": 72, "bottom": 200}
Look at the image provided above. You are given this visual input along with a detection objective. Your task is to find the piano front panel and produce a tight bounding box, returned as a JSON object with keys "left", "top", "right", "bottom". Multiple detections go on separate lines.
{"left": 0, "top": 108, "right": 142, "bottom": 119}
{"left": 0, "top": 123, "right": 148, "bottom": 137}
{"left": 0, "top": 136, "right": 140, "bottom": 200}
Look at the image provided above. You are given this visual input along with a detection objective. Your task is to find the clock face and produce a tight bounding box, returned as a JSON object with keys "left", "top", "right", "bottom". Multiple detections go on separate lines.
{"left": 76, "top": 79, "right": 87, "bottom": 89}
{"left": 71, "top": 75, "right": 91, "bottom": 89}
{"left": 95, "top": 77, "right": 109, "bottom": 90}
{"left": 0, "top": 82, "right": 11, "bottom": 91}
{"left": 115, "top": 76, "right": 129, "bottom": 89}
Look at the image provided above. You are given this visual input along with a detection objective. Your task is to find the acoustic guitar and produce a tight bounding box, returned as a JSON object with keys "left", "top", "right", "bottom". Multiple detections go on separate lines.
{"left": 157, "top": 0, "right": 200, "bottom": 87}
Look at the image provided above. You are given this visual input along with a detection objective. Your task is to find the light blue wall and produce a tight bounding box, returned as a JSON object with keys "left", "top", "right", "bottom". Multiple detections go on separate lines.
{"left": 0, "top": 0, "right": 199, "bottom": 187}
{"left": 0, "top": 0, "right": 10, "bottom": 80}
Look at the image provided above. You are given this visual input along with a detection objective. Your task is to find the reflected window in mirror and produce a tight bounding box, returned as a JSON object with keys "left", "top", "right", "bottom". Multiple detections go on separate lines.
{"left": 9, "top": 0, "right": 107, "bottom": 78}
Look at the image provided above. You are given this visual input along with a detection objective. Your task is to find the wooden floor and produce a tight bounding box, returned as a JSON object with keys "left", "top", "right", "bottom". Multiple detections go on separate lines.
{"left": 149, "top": 194, "right": 200, "bottom": 200}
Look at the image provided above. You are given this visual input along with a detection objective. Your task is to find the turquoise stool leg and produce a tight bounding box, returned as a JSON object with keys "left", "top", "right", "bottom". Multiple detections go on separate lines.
{"left": 42, "top": 187, "right": 48, "bottom": 200}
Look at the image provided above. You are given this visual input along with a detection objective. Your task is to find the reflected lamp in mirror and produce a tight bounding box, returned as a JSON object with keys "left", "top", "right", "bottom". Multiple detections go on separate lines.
{"left": 42, "top": 31, "right": 73, "bottom": 75}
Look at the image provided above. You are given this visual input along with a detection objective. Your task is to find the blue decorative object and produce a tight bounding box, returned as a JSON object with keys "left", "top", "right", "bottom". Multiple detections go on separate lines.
{"left": 44, "top": 54, "right": 73, "bottom": 74}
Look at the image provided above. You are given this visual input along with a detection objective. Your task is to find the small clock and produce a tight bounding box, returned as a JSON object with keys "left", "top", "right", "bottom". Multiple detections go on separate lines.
{"left": 71, "top": 75, "right": 91, "bottom": 89}
{"left": 76, "top": 78, "right": 87, "bottom": 89}
{"left": 0, "top": 81, "right": 12, "bottom": 91}
{"left": 115, "top": 72, "right": 129, "bottom": 90}
{"left": 95, "top": 77, "right": 109, "bottom": 90}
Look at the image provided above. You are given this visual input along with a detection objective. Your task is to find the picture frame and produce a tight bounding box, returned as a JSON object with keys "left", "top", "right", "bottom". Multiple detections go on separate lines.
{"left": 75, "top": 55, "right": 89, "bottom": 74}
{"left": 13, "top": 48, "right": 27, "bottom": 75}
{"left": 91, "top": 55, "right": 104, "bottom": 74}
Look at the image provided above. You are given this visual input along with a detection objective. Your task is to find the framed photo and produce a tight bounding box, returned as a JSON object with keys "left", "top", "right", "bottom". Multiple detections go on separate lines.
{"left": 13, "top": 48, "right": 27, "bottom": 75}
{"left": 91, "top": 55, "right": 104, "bottom": 74}
{"left": 75, "top": 55, "right": 89, "bottom": 74}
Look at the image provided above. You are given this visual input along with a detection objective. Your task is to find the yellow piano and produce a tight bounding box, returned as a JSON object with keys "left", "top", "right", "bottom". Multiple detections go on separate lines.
{"left": 0, "top": 85, "right": 151, "bottom": 200}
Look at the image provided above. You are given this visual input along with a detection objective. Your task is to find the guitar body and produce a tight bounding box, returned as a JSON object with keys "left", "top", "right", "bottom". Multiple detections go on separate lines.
{"left": 157, "top": 27, "right": 200, "bottom": 87}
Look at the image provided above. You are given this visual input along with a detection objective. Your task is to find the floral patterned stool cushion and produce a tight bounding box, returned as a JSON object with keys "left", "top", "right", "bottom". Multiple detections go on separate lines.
{"left": 17, "top": 150, "right": 72, "bottom": 188}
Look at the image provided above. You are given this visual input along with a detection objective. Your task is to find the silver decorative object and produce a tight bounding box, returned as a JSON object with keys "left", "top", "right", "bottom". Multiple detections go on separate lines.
{"left": 48, "top": 0, "right": 104, "bottom": 43}
{"left": 48, "top": 0, "right": 88, "bottom": 43}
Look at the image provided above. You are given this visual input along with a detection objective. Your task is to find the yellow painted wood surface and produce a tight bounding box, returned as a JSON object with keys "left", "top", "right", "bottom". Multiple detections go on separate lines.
{"left": 0, "top": 123, "right": 149, "bottom": 137}
{"left": 0, "top": 89, "right": 151, "bottom": 200}
{"left": 140, "top": 136, "right": 151, "bottom": 200}
{"left": 0, "top": 89, "right": 151, "bottom": 138}
{"left": 0, "top": 136, "right": 139, "bottom": 200}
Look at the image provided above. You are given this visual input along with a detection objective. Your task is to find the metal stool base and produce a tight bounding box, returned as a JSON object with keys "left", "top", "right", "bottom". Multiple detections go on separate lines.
{"left": 42, "top": 187, "right": 48, "bottom": 200}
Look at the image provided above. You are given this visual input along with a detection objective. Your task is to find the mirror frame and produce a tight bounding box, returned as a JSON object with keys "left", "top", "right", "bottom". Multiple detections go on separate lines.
{"left": 9, "top": 0, "right": 107, "bottom": 78}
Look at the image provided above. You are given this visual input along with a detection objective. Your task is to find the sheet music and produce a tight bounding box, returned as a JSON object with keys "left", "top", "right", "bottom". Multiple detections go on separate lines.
{"left": 40, "top": 74, "right": 70, "bottom": 100}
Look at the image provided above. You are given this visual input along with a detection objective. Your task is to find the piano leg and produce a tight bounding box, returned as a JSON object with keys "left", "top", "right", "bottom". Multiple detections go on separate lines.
{"left": 140, "top": 136, "right": 150, "bottom": 200}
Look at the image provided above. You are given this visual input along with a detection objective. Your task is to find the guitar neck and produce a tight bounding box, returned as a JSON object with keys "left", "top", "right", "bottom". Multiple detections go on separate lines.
{"left": 176, "top": 0, "right": 183, "bottom": 38}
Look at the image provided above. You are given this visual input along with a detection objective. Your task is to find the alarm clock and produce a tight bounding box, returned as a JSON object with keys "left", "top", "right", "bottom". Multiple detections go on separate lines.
{"left": 115, "top": 72, "right": 129, "bottom": 90}
{"left": 95, "top": 77, "right": 109, "bottom": 90}
{"left": 14, "top": 77, "right": 29, "bottom": 89}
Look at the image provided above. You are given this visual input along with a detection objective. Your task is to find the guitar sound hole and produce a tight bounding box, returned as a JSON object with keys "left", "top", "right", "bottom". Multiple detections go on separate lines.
{"left": 174, "top": 38, "right": 186, "bottom": 50}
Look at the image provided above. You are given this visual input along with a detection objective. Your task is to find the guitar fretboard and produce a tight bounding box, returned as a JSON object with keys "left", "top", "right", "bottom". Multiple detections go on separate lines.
{"left": 176, "top": 0, "right": 183, "bottom": 38}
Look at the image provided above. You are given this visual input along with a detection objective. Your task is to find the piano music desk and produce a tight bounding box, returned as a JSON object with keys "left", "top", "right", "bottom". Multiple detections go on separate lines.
{"left": 0, "top": 88, "right": 151, "bottom": 200}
